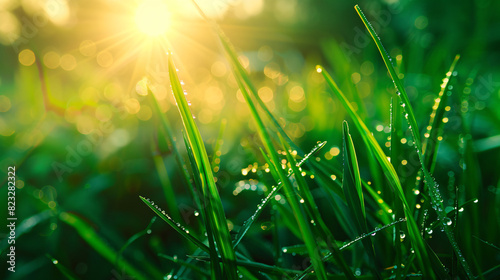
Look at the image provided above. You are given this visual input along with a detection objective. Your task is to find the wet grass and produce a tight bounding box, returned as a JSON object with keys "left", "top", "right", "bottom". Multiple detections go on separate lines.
{"left": 4, "top": 2, "right": 499, "bottom": 280}
{"left": 126, "top": 4, "right": 495, "bottom": 279}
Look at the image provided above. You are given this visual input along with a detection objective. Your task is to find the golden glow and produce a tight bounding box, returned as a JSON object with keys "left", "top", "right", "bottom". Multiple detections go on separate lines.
{"left": 19, "top": 49, "right": 36, "bottom": 66}
{"left": 135, "top": 0, "right": 170, "bottom": 37}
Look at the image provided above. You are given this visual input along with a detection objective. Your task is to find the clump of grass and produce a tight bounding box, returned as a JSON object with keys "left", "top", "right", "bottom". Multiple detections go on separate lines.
{"left": 126, "top": 4, "right": 491, "bottom": 280}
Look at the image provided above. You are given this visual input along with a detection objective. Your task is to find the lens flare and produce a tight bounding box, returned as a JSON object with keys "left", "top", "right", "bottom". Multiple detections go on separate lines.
{"left": 135, "top": 0, "right": 170, "bottom": 37}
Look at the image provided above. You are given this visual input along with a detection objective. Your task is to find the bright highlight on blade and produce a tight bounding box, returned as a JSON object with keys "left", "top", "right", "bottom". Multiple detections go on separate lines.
{"left": 135, "top": 0, "right": 170, "bottom": 37}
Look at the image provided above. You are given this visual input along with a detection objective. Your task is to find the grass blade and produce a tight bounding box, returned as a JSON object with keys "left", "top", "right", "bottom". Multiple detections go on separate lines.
{"left": 158, "top": 253, "right": 211, "bottom": 277}
{"left": 184, "top": 6, "right": 330, "bottom": 276}
{"left": 167, "top": 54, "right": 238, "bottom": 279}
{"left": 279, "top": 135, "right": 356, "bottom": 279}
{"left": 354, "top": 5, "right": 473, "bottom": 278}
{"left": 59, "top": 212, "right": 152, "bottom": 280}
{"left": 296, "top": 218, "right": 406, "bottom": 280}
{"left": 260, "top": 145, "right": 329, "bottom": 280}
{"left": 341, "top": 121, "right": 380, "bottom": 278}
{"left": 151, "top": 137, "right": 183, "bottom": 222}
{"left": 181, "top": 130, "right": 223, "bottom": 280}
{"left": 421, "top": 55, "right": 460, "bottom": 172}
{"left": 1, "top": 210, "right": 53, "bottom": 253}
{"left": 317, "top": 64, "right": 433, "bottom": 277}
{"left": 390, "top": 96, "right": 405, "bottom": 280}
{"left": 140, "top": 196, "right": 208, "bottom": 252}
{"left": 148, "top": 86, "right": 201, "bottom": 211}
{"left": 189, "top": 255, "right": 301, "bottom": 279}
{"left": 341, "top": 121, "right": 366, "bottom": 231}
{"left": 116, "top": 217, "right": 156, "bottom": 267}
{"left": 48, "top": 255, "right": 79, "bottom": 280}
{"left": 353, "top": 5, "right": 421, "bottom": 149}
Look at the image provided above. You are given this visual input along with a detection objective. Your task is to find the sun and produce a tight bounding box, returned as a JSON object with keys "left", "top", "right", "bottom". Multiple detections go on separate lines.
{"left": 135, "top": 0, "right": 170, "bottom": 37}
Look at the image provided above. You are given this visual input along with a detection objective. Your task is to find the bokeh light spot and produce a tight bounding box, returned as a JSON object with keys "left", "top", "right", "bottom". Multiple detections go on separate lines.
{"left": 258, "top": 87, "right": 273, "bottom": 103}
{"left": 137, "top": 105, "right": 152, "bottom": 121}
{"left": 258, "top": 45, "right": 273, "bottom": 61}
{"left": 43, "top": 51, "right": 60, "bottom": 69}
{"left": 289, "top": 85, "right": 304, "bottom": 102}
{"left": 415, "top": 16, "right": 429, "bottom": 29}
{"left": 211, "top": 61, "right": 227, "bottom": 77}
{"left": 97, "top": 51, "right": 113, "bottom": 68}
{"left": 79, "top": 40, "right": 97, "bottom": 57}
{"left": 0, "top": 11, "right": 19, "bottom": 44}
{"left": 95, "top": 105, "right": 113, "bottom": 122}
{"left": 19, "top": 49, "right": 36, "bottom": 66}
{"left": 124, "top": 98, "right": 141, "bottom": 114}
{"left": 60, "top": 54, "right": 77, "bottom": 71}
{"left": 0, "top": 95, "right": 12, "bottom": 112}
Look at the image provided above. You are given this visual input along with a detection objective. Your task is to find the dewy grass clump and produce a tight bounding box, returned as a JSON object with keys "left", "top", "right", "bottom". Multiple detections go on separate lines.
{"left": 130, "top": 4, "right": 495, "bottom": 280}
{"left": 4, "top": 1, "right": 499, "bottom": 280}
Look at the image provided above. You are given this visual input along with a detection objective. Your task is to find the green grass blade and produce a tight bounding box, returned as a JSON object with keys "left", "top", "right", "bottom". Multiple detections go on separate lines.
{"left": 317, "top": 65, "right": 433, "bottom": 277}
{"left": 342, "top": 121, "right": 366, "bottom": 230}
{"left": 473, "top": 236, "right": 500, "bottom": 252}
{"left": 361, "top": 180, "right": 392, "bottom": 225}
{"left": 1, "top": 210, "right": 53, "bottom": 253}
{"left": 354, "top": 5, "right": 473, "bottom": 278}
{"left": 279, "top": 134, "right": 356, "bottom": 280}
{"left": 188, "top": 255, "right": 300, "bottom": 279}
{"left": 260, "top": 147, "right": 328, "bottom": 280}
{"left": 482, "top": 264, "right": 500, "bottom": 280}
{"left": 459, "top": 70, "right": 483, "bottom": 278}
{"left": 139, "top": 196, "right": 208, "bottom": 252}
{"left": 167, "top": 54, "right": 238, "bottom": 279}
{"left": 233, "top": 260, "right": 298, "bottom": 279}
{"left": 148, "top": 86, "right": 200, "bottom": 210}
{"left": 151, "top": 140, "right": 183, "bottom": 222}
{"left": 232, "top": 174, "right": 281, "bottom": 249}
{"left": 182, "top": 7, "right": 328, "bottom": 274}
{"left": 296, "top": 218, "right": 406, "bottom": 279}
{"left": 116, "top": 217, "right": 156, "bottom": 267}
{"left": 190, "top": 0, "right": 304, "bottom": 156}
{"left": 48, "top": 255, "right": 80, "bottom": 280}
{"left": 59, "top": 212, "right": 151, "bottom": 280}
{"left": 342, "top": 121, "right": 381, "bottom": 278}
{"left": 390, "top": 96, "right": 404, "bottom": 280}
{"left": 354, "top": 5, "right": 421, "bottom": 149}
{"left": 283, "top": 244, "right": 329, "bottom": 256}
{"left": 158, "top": 254, "right": 211, "bottom": 277}
{"left": 181, "top": 130, "right": 223, "bottom": 280}
{"left": 421, "top": 55, "right": 460, "bottom": 172}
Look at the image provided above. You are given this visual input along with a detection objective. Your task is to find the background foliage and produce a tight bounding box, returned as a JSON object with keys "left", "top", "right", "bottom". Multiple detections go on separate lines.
{"left": 1, "top": 0, "right": 499, "bottom": 279}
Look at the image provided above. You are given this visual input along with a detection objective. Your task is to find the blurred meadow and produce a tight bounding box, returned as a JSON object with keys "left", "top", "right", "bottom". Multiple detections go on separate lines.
{"left": 1, "top": 0, "right": 500, "bottom": 279}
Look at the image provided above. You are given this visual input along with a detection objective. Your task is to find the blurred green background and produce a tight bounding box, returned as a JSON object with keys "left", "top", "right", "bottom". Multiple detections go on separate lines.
{"left": 1, "top": 0, "right": 500, "bottom": 279}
